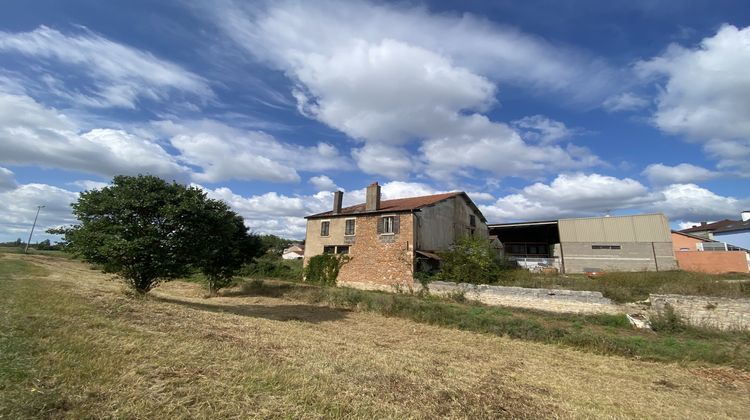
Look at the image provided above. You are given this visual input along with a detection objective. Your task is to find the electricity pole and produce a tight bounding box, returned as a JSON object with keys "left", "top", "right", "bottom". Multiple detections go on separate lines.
{"left": 24, "top": 205, "right": 45, "bottom": 254}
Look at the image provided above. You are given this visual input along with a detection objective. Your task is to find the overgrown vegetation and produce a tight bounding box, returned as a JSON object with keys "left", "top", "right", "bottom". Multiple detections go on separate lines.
{"left": 434, "top": 235, "right": 513, "bottom": 284}
{"left": 51, "top": 175, "right": 261, "bottom": 294}
{"left": 304, "top": 254, "right": 350, "bottom": 286}
{"left": 236, "top": 278, "right": 750, "bottom": 370}
{"left": 240, "top": 254, "right": 303, "bottom": 281}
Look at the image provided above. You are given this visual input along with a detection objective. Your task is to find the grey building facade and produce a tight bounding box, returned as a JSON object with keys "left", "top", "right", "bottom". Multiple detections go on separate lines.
{"left": 489, "top": 213, "right": 678, "bottom": 273}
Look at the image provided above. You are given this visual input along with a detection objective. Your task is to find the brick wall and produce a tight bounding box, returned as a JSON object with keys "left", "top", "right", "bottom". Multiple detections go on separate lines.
{"left": 675, "top": 251, "right": 749, "bottom": 274}
{"left": 334, "top": 213, "right": 415, "bottom": 288}
{"left": 651, "top": 294, "right": 750, "bottom": 331}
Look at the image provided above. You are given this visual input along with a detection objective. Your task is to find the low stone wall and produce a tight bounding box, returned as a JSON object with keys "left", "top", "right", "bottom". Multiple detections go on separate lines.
{"left": 650, "top": 294, "right": 750, "bottom": 331}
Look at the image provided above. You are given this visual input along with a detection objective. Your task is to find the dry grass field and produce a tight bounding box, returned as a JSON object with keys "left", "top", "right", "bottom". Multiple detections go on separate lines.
{"left": 2, "top": 253, "right": 750, "bottom": 419}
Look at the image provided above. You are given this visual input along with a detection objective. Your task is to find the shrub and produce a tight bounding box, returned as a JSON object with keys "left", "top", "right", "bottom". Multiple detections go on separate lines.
{"left": 241, "top": 255, "right": 303, "bottom": 280}
{"left": 436, "top": 235, "right": 505, "bottom": 284}
{"left": 304, "top": 254, "right": 350, "bottom": 286}
{"left": 650, "top": 304, "right": 687, "bottom": 333}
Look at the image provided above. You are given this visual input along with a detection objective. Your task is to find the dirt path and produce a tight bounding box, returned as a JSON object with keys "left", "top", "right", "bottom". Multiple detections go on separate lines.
{"left": 5, "top": 253, "right": 750, "bottom": 418}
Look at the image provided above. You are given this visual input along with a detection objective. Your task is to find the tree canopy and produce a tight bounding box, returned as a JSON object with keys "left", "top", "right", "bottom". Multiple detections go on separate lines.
{"left": 57, "top": 175, "right": 261, "bottom": 294}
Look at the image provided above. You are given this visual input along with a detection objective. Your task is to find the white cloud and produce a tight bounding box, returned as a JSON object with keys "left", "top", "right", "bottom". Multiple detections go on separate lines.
{"left": 642, "top": 163, "right": 719, "bottom": 185}
{"left": 603, "top": 92, "right": 649, "bottom": 112}
{"left": 308, "top": 175, "right": 339, "bottom": 192}
{"left": 352, "top": 144, "right": 414, "bottom": 180}
{"left": 0, "top": 167, "right": 17, "bottom": 192}
{"left": 511, "top": 115, "right": 579, "bottom": 144}
{"left": 154, "top": 119, "right": 350, "bottom": 183}
{"left": 0, "top": 25, "right": 213, "bottom": 108}
{"left": 636, "top": 24, "right": 750, "bottom": 171}
{"left": 480, "top": 173, "right": 657, "bottom": 222}
{"left": 0, "top": 92, "right": 191, "bottom": 180}
{"left": 420, "top": 115, "right": 601, "bottom": 181}
{"left": 650, "top": 183, "right": 746, "bottom": 222}
{"left": 0, "top": 183, "right": 79, "bottom": 242}
{"left": 68, "top": 180, "right": 110, "bottom": 191}
{"left": 207, "top": 0, "right": 608, "bottom": 180}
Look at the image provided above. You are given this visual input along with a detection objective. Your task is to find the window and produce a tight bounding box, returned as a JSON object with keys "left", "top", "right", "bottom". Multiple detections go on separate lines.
{"left": 345, "top": 219, "right": 356, "bottom": 236}
{"left": 382, "top": 216, "right": 394, "bottom": 234}
{"left": 323, "top": 245, "right": 335, "bottom": 254}
{"left": 336, "top": 245, "right": 350, "bottom": 255}
{"left": 469, "top": 215, "right": 476, "bottom": 227}
{"left": 320, "top": 221, "right": 330, "bottom": 237}
{"left": 592, "top": 245, "right": 621, "bottom": 250}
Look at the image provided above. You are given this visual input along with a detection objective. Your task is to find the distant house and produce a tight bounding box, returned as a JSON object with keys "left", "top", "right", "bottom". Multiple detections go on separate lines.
{"left": 680, "top": 211, "right": 750, "bottom": 250}
{"left": 304, "top": 182, "right": 488, "bottom": 290}
{"left": 671, "top": 231, "right": 749, "bottom": 274}
{"left": 282, "top": 245, "right": 305, "bottom": 260}
{"left": 488, "top": 214, "right": 678, "bottom": 273}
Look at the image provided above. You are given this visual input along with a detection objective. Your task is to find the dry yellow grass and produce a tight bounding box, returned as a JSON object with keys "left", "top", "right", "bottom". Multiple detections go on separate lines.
{"left": 2, "top": 252, "right": 750, "bottom": 419}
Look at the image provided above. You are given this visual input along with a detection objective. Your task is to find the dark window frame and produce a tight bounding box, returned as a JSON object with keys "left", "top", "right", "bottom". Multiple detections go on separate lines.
{"left": 320, "top": 220, "right": 330, "bottom": 237}
{"left": 344, "top": 218, "right": 356, "bottom": 236}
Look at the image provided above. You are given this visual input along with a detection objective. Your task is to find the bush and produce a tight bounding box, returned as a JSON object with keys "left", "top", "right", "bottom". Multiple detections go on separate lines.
{"left": 650, "top": 304, "right": 687, "bottom": 333}
{"left": 241, "top": 255, "right": 303, "bottom": 280}
{"left": 304, "top": 254, "right": 350, "bottom": 286}
{"left": 436, "top": 236, "right": 506, "bottom": 284}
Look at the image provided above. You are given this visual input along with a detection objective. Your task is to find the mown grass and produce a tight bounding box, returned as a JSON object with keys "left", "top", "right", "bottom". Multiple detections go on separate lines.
{"left": 0, "top": 246, "right": 71, "bottom": 259}
{"left": 490, "top": 269, "right": 750, "bottom": 303}
{"left": 2, "top": 255, "right": 750, "bottom": 418}
{"left": 239, "top": 278, "right": 750, "bottom": 370}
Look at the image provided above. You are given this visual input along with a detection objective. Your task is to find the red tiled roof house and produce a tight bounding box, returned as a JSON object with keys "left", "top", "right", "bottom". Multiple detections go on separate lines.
{"left": 303, "top": 182, "right": 488, "bottom": 290}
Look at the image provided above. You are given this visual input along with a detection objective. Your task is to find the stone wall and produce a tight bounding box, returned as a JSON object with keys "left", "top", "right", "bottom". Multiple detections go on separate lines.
{"left": 335, "top": 213, "right": 415, "bottom": 288}
{"left": 650, "top": 294, "right": 750, "bottom": 331}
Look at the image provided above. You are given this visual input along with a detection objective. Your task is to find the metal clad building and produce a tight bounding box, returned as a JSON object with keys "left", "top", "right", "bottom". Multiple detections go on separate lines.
{"left": 489, "top": 213, "right": 678, "bottom": 273}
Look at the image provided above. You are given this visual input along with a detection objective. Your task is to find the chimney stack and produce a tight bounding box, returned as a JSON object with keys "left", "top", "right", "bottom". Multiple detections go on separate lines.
{"left": 365, "top": 182, "right": 381, "bottom": 211}
{"left": 700, "top": 221, "right": 707, "bottom": 226}
{"left": 742, "top": 211, "right": 750, "bottom": 222}
{"left": 332, "top": 190, "right": 343, "bottom": 214}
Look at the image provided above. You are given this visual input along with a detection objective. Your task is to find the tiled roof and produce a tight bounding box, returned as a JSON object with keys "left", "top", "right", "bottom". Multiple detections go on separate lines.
{"left": 306, "top": 192, "right": 474, "bottom": 219}
{"left": 681, "top": 219, "right": 750, "bottom": 234}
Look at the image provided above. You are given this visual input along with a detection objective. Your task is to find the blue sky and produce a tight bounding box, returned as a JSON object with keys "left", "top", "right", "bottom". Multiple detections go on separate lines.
{"left": 1, "top": 0, "right": 749, "bottom": 241}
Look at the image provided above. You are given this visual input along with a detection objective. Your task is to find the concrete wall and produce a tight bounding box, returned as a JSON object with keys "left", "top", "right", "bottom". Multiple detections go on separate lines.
{"left": 415, "top": 196, "right": 488, "bottom": 251}
{"left": 651, "top": 294, "right": 750, "bottom": 331}
{"left": 675, "top": 251, "right": 749, "bottom": 274}
{"left": 305, "top": 213, "right": 415, "bottom": 288}
{"left": 560, "top": 242, "right": 677, "bottom": 273}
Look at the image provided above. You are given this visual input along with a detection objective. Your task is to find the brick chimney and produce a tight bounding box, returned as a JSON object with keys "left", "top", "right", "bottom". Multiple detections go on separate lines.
{"left": 332, "top": 190, "right": 343, "bottom": 214}
{"left": 365, "top": 182, "right": 381, "bottom": 211}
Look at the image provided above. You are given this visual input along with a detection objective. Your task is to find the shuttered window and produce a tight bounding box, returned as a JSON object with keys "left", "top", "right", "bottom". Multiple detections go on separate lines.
{"left": 345, "top": 219, "right": 356, "bottom": 236}
{"left": 378, "top": 215, "right": 400, "bottom": 234}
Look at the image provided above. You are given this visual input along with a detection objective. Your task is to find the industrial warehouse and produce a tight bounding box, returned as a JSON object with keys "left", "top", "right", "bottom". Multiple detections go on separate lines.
{"left": 489, "top": 213, "right": 679, "bottom": 274}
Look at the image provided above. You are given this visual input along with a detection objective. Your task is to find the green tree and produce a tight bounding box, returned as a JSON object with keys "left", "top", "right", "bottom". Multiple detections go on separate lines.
{"left": 192, "top": 200, "right": 263, "bottom": 295}
{"left": 57, "top": 175, "right": 259, "bottom": 294}
{"left": 436, "top": 235, "right": 506, "bottom": 284}
{"left": 258, "top": 234, "right": 294, "bottom": 256}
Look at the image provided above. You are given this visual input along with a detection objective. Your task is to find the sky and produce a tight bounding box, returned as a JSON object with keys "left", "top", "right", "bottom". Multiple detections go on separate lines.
{"left": 1, "top": 0, "right": 749, "bottom": 241}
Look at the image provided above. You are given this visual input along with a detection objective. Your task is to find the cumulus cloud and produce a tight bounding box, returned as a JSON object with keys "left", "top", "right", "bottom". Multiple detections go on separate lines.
{"left": 511, "top": 115, "right": 580, "bottom": 144}
{"left": 650, "top": 183, "right": 746, "bottom": 222}
{"left": 153, "top": 119, "right": 350, "bottom": 184}
{"left": 0, "top": 92, "right": 191, "bottom": 180}
{"left": 636, "top": 24, "right": 750, "bottom": 171}
{"left": 480, "top": 173, "right": 655, "bottom": 222}
{"left": 0, "top": 25, "right": 213, "bottom": 108}
{"left": 642, "top": 163, "right": 719, "bottom": 185}
{"left": 308, "top": 175, "right": 339, "bottom": 192}
{"left": 206, "top": 0, "right": 607, "bottom": 180}
{"left": 0, "top": 183, "right": 79, "bottom": 242}
{"left": 0, "top": 167, "right": 17, "bottom": 192}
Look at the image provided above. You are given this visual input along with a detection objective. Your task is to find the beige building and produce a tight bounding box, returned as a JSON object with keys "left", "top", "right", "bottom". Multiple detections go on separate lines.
{"left": 489, "top": 213, "right": 678, "bottom": 273}
{"left": 304, "top": 182, "right": 488, "bottom": 289}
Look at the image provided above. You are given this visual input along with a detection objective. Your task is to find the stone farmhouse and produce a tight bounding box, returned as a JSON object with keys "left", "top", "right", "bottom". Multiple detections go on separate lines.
{"left": 303, "top": 182, "right": 488, "bottom": 290}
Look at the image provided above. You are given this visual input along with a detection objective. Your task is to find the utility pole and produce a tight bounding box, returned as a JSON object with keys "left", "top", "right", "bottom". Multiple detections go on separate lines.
{"left": 24, "top": 205, "right": 45, "bottom": 254}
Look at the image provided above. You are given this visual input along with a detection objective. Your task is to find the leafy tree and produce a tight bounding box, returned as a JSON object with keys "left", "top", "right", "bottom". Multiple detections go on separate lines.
{"left": 436, "top": 235, "right": 508, "bottom": 284}
{"left": 191, "top": 200, "right": 263, "bottom": 295}
{"left": 58, "top": 175, "right": 259, "bottom": 294}
{"left": 35, "top": 239, "right": 52, "bottom": 250}
{"left": 258, "top": 234, "right": 295, "bottom": 256}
